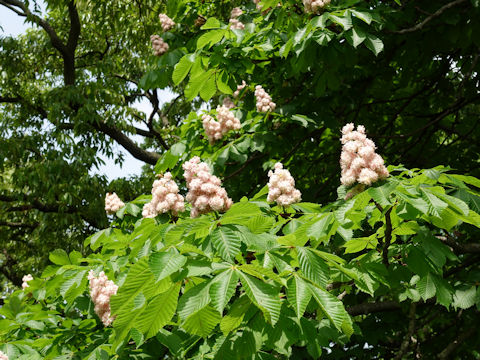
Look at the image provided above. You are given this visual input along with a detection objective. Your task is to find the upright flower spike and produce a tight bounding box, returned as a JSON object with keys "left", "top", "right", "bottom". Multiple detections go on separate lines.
{"left": 255, "top": 85, "right": 276, "bottom": 112}
{"left": 340, "top": 123, "right": 389, "bottom": 187}
{"left": 150, "top": 35, "right": 169, "bottom": 56}
{"left": 222, "top": 96, "right": 235, "bottom": 109}
{"left": 183, "top": 157, "right": 233, "bottom": 218}
{"left": 202, "top": 105, "right": 241, "bottom": 144}
{"left": 142, "top": 172, "right": 185, "bottom": 218}
{"left": 22, "top": 274, "right": 33, "bottom": 289}
{"left": 0, "top": 351, "right": 8, "bottom": 360}
{"left": 88, "top": 270, "right": 118, "bottom": 327}
{"left": 105, "top": 192, "right": 125, "bottom": 214}
{"left": 158, "top": 13, "right": 175, "bottom": 32}
{"left": 267, "top": 162, "right": 302, "bottom": 206}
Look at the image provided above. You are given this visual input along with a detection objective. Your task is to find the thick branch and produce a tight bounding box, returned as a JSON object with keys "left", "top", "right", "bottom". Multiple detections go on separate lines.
{"left": 96, "top": 122, "right": 160, "bottom": 165}
{"left": 383, "top": 207, "right": 393, "bottom": 267}
{"left": 394, "top": 0, "right": 468, "bottom": 34}
{"left": 347, "top": 301, "right": 401, "bottom": 316}
{"left": 0, "top": 220, "right": 39, "bottom": 229}
{"left": 394, "top": 303, "right": 417, "bottom": 360}
{"left": 439, "top": 236, "right": 480, "bottom": 254}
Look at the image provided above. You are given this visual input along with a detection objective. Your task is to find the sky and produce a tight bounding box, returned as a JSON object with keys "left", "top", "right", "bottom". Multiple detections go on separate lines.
{"left": 0, "top": 3, "right": 175, "bottom": 181}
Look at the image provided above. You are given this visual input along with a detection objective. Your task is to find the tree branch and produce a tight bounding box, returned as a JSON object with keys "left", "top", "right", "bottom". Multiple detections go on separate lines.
{"left": 383, "top": 207, "right": 393, "bottom": 267}
{"left": 347, "top": 301, "right": 401, "bottom": 316}
{"left": 437, "top": 326, "right": 476, "bottom": 359}
{"left": 394, "top": 303, "right": 417, "bottom": 360}
{"left": 438, "top": 235, "right": 480, "bottom": 254}
{"left": 393, "top": 0, "right": 468, "bottom": 34}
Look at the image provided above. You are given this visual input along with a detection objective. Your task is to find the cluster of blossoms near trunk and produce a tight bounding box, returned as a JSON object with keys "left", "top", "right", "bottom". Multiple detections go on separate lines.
{"left": 255, "top": 85, "right": 276, "bottom": 112}
{"left": 150, "top": 35, "right": 169, "bottom": 56}
{"left": 303, "top": 0, "right": 331, "bottom": 13}
{"left": 88, "top": 271, "right": 118, "bottom": 327}
{"left": 142, "top": 172, "right": 185, "bottom": 218}
{"left": 202, "top": 105, "right": 241, "bottom": 143}
{"left": 105, "top": 192, "right": 125, "bottom": 214}
{"left": 22, "top": 274, "right": 33, "bottom": 289}
{"left": 183, "top": 157, "right": 233, "bottom": 218}
{"left": 158, "top": 13, "right": 175, "bottom": 31}
{"left": 267, "top": 162, "right": 302, "bottom": 206}
{"left": 340, "top": 123, "right": 389, "bottom": 186}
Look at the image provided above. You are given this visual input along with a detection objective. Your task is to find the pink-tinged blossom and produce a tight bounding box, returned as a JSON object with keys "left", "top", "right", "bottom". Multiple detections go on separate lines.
{"left": 233, "top": 80, "right": 247, "bottom": 98}
{"left": 158, "top": 13, "right": 175, "bottom": 32}
{"left": 229, "top": 18, "right": 245, "bottom": 30}
{"left": 150, "top": 35, "right": 169, "bottom": 56}
{"left": 183, "top": 157, "right": 233, "bottom": 218}
{"left": 142, "top": 172, "right": 185, "bottom": 218}
{"left": 303, "top": 0, "right": 331, "bottom": 13}
{"left": 22, "top": 274, "right": 33, "bottom": 289}
{"left": 105, "top": 192, "right": 125, "bottom": 214}
{"left": 88, "top": 270, "right": 118, "bottom": 327}
{"left": 253, "top": 0, "right": 263, "bottom": 11}
{"left": 255, "top": 85, "right": 276, "bottom": 112}
{"left": 340, "top": 123, "right": 389, "bottom": 188}
{"left": 0, "top": 351, "right": 8, "bottom": 360}
{"left": 222, "top": 96, "right": 235, "bottom": 109}
{"left": 267, "top": 162, "right": 302, "bottom": 206}
{"left": 231, "top": 7, "right": 243, "bottom": 18}
{"left": 202, "top": 105, "right": 241, "bottom": 144}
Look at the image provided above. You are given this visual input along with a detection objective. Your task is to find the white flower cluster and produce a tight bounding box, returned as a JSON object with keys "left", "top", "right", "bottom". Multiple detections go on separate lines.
{"left": 158, "top": 13, "right": 175, "bottom": 32}
{"left": 303, "top": 0, "right": 331, "bottom": 13}
{"left": 0, "top": 351, "right": 8, "bottom": 360}
{"left": 88, "top": 270, "right": 118, "bottom": 327}
{"left": 222, "top": 96, "right": 235, "bottom": 109}
{"left": 267, "top": 162, "right": 302, "bottom": 206}
{"left": 142, "top": 172, "right": 185, "bottom": 218}
{"left": 105, "top": 192, "right": 125, "bottom": 214}
{"left": 229, "top": 7, "right": 245, "bottom": 30}
{"left": 233, "top": 80, "right": 247, "bottom": 98}
{"left": 183, "top": 157, "right": 233, "bottom": 218}
{"left": 202, "top": 105, "right": 241, "bottom": 144}
{"left": 253, "top": 0, "right": 262, "bottom": 11}
{"left": 255, "top": 85, "right": 276, "bottom": 112}
{"left": 22, "top": 274, "right": 33, "bottom": 289}
{"left": 340, "top": 123, "right": 389, "bottom": 186}
{"left": 150, "top": 35, "right": 169, "bottom": 56}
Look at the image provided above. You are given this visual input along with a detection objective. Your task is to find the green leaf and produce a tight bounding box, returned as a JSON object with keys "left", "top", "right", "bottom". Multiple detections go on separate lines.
{"left": 216, "top": 71, "right": 232, "bottom": 94}
{"left": 345, "top": 27, "right": 366, "bottom": 48}
{"left": 49, "top": 249, "right": 71, "bottom": 265}
{"left": 182, "top": 305, "right": 221, "bottom": 337}
{"left": 238, "top": 271, "right": 282, "bottom": 325}
{"left": 211, "top": 226, "right": 242, "bottom": 261}
{"left": 349, "top": 9, "right": 373, "bottom": 24}
{"left": 199, "top": 71, "right": 217, "bottom": 101}
{"left": 307, "top": 283, "right": 351, "bottom": 335}
{"left": 287, "top": 276, "right": 312, "bottom": 318}
{"left": 417, "top": 273, "right": 436, "bottom": 300}
{"left": 220, "top": 295, "right": 252, "bottom": 334}
{"left": 364, "top": 34, "right": 384, "bottom": 56}
{"left": 197, "top": 29, "right": 225, "bottom": 49}
{"left": 307, "top": 213, "right": 335, "bottom": 240}
{"left": 210, "top": 269, "right": 239, "bottom": 313}
{"left": 149, "top": 251, "right": 187, "bottom": 282}
{"left": 328, "top": 13, "right": 353, "bottom": 30}
{"left": 421, "top": 189, "right": 448, "bottom": 217}
{"left": 172, "top": 54, "right": 194, "bottom": 85}
{"left": 184, "top": 69, "right": 214, "bottom": 100}
{"left": 368, "top": 181, "right": 398, "bottom": 207}
{"left": 453, "top": 287, "right": 477, "bottom": 309}
{"left": 135, "top": 284, "right": 180, "bottom": 339}
{"left": 296, "top": 247, "right": 330, "bottom": 289}
{"left": 177, "top": 281, "right": 211, "bottom": 320}
{"left": 201, "top": 17, "right": 221, "bottom": 30}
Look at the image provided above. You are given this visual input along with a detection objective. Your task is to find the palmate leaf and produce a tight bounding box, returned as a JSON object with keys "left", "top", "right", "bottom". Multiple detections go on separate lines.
{"left": 307, "top": 283, "right": 353, "bottom": 336}
{"left": 182, "top": 305, "right": 221, "bottom": 337}
{"left": 238, "top": 272, "right": 282, "bottom": 325}
{"left": 210, "top": 226, "right": 241, "bottom": 262}
{"left": 148, "top": 251, "right": 187, "bottom": 282}
{"left": 210, "top": 269, "right": 239, "bottom": 313}
{"left": 135, "top": 283, "right": 181, "bottom": 339}
{"left": 296, "top": 247, "right": 330, "bottom": 289}
{"left": 417, "top": 273, "right": 436, "bottom": 300}
{"left": 287, "top": 276, "right": 312, "bottom": 318}
{"left": 421, "top": 188, "right": 448, "bottom": 217}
